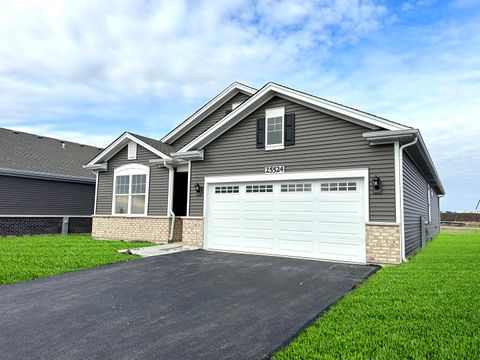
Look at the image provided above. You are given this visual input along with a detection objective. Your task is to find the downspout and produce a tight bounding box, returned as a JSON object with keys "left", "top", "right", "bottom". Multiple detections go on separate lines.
{"left": 399, "top": 136, "right": 418, "bottom": 262}
{"left": 163, "top": 160, "right": 176, "bottom": 242}
{"left": 92, "top": 170, "right": 99, "bottom": 216}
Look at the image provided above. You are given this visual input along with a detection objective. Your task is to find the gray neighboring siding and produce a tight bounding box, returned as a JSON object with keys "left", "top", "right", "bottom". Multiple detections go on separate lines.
{"left": 0, "top": 175, "right": 94, "bottom": 215}
{"left": 403, "top": 154, "right": 440, "bottom": 257}
{"left": 172, "top": 92, "right": 251, "bottom": 149}
{"left": 96, "top": 145, "right": 169, "bottom": 216}
{"left": 189, "top": 96, "right": 396, "bottom": 222}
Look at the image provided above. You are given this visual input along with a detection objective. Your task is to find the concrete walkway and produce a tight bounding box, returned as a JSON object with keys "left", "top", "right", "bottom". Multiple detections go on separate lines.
{"left": 118, "top": 242, "right": 195, "bottom": 257}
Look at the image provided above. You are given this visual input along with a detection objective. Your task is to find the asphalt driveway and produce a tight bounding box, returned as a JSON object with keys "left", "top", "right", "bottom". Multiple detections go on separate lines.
{"left": 0, "top": 250, "right": 377, "bottom": 359}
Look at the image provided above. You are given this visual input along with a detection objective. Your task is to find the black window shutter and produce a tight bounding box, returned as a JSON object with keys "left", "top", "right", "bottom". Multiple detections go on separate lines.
{"left": 256, "top": 117, "right": 265, "bottom": 149}
{"left": 284, "top": 113, "right": 295, "bottom": 145}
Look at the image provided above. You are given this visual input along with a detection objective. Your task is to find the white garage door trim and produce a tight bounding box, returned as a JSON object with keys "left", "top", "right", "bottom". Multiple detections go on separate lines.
{"left": 203, "top": 168, "right": 369, "bottom": 263}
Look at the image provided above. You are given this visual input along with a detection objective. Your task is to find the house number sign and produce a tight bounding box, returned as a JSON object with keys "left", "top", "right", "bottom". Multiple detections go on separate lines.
{"left": 265, "top": 165, "right": 286, "bottom": 174}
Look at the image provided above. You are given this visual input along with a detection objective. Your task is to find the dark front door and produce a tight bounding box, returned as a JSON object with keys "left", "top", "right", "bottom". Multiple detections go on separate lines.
{"left": 173, "top": 171, "right": 188, "bottom": 216}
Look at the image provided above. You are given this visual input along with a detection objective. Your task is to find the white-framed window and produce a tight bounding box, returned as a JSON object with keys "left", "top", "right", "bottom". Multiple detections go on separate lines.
{"left": 112, "top": 164, "right": 149, "bottom": 215}
{"left": 427, "top": 185, "right": 432, "bottom": 223}
{"left": 232, "top": 102, "right": 241, "bottom": 110}
{"left": 265, "top": 107, "right": 285, "bottom": 150}
{"left": 128, "top": 141, "right": 137, "bottom": 160}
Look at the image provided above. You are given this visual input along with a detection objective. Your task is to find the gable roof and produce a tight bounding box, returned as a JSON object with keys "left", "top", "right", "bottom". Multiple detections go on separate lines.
{"left": 0, "top": 127, "right": 102, "bottom": 183}
{"left": 84, "top": 132, "right": 175, "bottom": 168}
{"left": 161, "top": 82, "right": 257, "bottom": 144}
{"left": 177, "top": 82, "right": 411, "bottom": 152}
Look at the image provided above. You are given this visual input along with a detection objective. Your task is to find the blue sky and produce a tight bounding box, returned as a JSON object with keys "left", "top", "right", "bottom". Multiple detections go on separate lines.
{"left": 0, "top": 0, "right": 479, "bottom": 211}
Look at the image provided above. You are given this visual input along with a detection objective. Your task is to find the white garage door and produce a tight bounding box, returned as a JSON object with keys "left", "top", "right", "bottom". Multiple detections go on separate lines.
{"left": 205, "top": 178, "right": 366, "bottom": 263}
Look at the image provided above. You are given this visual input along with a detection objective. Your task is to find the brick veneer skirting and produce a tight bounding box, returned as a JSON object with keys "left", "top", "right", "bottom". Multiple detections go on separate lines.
{"left": 181, "top": 218, "right": 204, "bottom": 247}
{"left": 92, "top": 216, "right": 183, "bottom": 243}
{"left": 0, "top": 217, "right": 92, "bottom": 236}
{"left": 366, "top": 223, "right": 401, "bottom": 264}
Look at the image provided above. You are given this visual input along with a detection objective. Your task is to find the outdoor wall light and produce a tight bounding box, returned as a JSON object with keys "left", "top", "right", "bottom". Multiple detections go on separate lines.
{"left": 372, "top": 175, "right": 382, "bottom": 192}
{"left": 194, "top": 183, "right": 202, "bottom": 193}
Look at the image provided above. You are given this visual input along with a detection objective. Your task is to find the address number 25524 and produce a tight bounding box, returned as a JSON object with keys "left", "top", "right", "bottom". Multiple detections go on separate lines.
{"left": 264, "top": 165, "right": 286, "bottom": 174}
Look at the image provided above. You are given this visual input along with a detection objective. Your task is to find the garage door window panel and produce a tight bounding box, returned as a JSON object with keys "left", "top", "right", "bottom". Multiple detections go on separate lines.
{"left": 246, "top": 185, "right": 273, "bottom": 193}
{"left": 321, "top": 182, "right": 357, "bottom": 192}
{"left": 281, "top": 183, "right": 312, "bottom": 192}
{"left": 215, "top": 186, "right": 239, "bottom": 194}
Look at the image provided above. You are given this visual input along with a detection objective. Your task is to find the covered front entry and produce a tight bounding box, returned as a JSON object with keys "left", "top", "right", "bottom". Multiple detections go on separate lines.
{"left": 204, "top": 172, "right": 367, "bottom": 263}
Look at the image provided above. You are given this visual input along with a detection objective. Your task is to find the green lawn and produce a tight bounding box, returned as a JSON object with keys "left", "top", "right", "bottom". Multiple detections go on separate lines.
{"left": 275, "top": 231, "right": 480, "bottom": 359}
{"left": 0, "top": 235, "right": 154, "bottom": 285}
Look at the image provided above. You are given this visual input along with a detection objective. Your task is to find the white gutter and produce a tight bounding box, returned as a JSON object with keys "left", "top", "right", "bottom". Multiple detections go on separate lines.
{"left": 399, "top": 136, "right": 418, "bottom": 262}
{"left": 162, "top": 159, "right": 176, "bottom": 242}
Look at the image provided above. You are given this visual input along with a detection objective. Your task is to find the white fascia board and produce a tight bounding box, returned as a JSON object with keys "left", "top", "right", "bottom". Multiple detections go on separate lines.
{"left": 161, "top": 82, "right": 257, "bottom": 144}
{"left": 180, "top": 83, "right": 409, "bottom": 152}
{"left": 363, "top": 129, "right": 418, "bottom": 141}
{"left": 86, "top": 133, "right": 169, "bottom": 167}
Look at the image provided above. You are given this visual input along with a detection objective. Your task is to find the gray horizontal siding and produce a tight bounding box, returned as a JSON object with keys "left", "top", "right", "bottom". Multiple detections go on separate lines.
{"left": 403, "top": 154, "right": 440, "bottom": 257}
{"left": 189, "top": 96, "right": 396, "bottom": 222}
{"left": 173, "top": 92, "right": 251, "bottom": 149}
{"left": 96, "top": 145, "right": 168, "bottom": 216}
{"left": 0, "top": 175, "right": 94, "bottom": 215}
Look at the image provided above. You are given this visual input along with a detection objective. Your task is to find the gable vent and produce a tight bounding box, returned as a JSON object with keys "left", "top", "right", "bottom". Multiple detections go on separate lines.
{"left": 128, "top": 141, "right": 137, "bottom": 160}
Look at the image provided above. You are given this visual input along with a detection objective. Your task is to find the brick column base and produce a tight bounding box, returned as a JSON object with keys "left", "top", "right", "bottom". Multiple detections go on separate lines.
{"left": 366, "top": 223, "right": 401, "bottom": 264}
{"left": 182, "top": 218, "right": 204, "bottom": 247}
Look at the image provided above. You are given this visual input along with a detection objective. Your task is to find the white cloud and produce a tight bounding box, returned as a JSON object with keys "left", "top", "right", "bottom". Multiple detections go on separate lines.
{"left": 0, "top": 0, "right": 387, "bottom": 122}
{"left": 290, "top": 15, "right": 480, "bottom": 211}
{"left": 0, "top": 0, "right": 478, "bottom": 209}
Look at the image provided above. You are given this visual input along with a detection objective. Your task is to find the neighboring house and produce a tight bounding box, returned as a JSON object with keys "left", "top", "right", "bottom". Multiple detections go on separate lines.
{"left": 85, "top": 82, "right": 445, "bottom": 264}
{"left": 0, "top": 128, "right": 102, "bottom": 236}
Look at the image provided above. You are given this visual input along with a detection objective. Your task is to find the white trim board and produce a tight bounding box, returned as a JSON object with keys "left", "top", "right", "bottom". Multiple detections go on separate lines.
{"left": 186, "top": 160, "right": 192, "bottom": 217}
{"left": 161, "top": 82, "right": 257, "bottom": 144}
{"left": 394, "top": 141, "right": 401, "bottom": 224}
{"left": 203, "top": 168, "right": 370, "bottom": 223}
{"left": 179, "top": 82, "right": 409, "bottom": 152}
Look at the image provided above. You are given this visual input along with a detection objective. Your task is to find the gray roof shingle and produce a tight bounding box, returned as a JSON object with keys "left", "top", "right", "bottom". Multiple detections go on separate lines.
{"left": 0, "top": 127, "right": 103, "bottom": 180}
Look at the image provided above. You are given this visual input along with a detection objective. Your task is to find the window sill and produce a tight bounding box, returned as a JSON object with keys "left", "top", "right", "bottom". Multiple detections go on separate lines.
{"left": 110, "top": 214, "right": 148, "bottom": 217}
{"left": 265, "top": 144, "right": 285, "bottom": 151}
